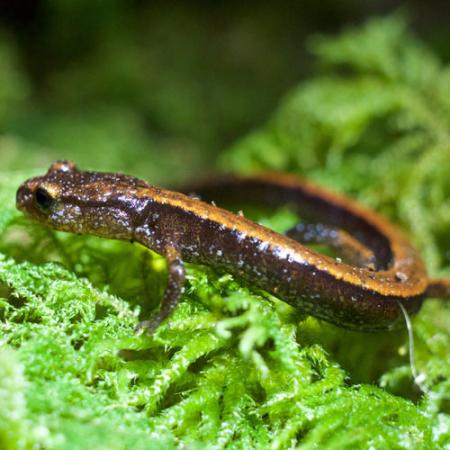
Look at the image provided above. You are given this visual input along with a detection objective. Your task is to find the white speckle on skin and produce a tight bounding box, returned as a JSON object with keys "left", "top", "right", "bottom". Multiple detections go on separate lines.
{"left": 272, "top": 246, "right": 306, "bottom": 265}
{"left": 236, "top": 231, "right": 246, "bottom": 242}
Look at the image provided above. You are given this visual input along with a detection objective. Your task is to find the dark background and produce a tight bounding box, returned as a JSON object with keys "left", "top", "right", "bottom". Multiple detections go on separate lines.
{"left": 0, "top": 0, "right": 448, "bottom": 180}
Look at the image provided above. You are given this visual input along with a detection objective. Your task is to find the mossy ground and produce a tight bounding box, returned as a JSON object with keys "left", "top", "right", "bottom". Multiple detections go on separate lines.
{"left": 0, "top": 12, "right": 449, "bottom": 450}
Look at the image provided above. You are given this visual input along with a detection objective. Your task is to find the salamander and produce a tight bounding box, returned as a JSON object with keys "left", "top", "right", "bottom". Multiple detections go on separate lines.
{"left": 16, "top": 160, "right": 450, "bottom": 333}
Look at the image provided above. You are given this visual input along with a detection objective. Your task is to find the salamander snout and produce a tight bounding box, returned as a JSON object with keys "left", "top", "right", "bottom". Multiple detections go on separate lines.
{"left": 16, "top": 182, "right": 34, "bottom": 212}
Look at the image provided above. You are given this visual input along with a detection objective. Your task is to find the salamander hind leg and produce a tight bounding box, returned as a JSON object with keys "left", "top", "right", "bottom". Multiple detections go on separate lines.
{"left": 285, "top": 222, "right": 376, "bottom": 269}
{"left": 135, "top": 245, "right": 186, "bottom": 336}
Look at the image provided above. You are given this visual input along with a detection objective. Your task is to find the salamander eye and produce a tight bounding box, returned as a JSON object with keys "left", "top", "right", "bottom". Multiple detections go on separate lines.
{"left": 35, "top": 187, "right": 55, "bottom": 211}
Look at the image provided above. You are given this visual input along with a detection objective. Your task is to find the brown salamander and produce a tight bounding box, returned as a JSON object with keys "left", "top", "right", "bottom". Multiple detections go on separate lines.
{"left": 16, "top": 161, "right": 450, "bottom": 333}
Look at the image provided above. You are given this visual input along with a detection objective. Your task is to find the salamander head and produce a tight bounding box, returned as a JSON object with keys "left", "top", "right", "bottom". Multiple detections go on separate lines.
{"left": 16, "top": 160, "right": 149, "bottom": 239}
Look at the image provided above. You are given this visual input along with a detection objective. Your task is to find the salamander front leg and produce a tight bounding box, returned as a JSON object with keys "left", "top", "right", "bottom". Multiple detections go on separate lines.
{"left": 135, "top": 245, "right": 186, "bottom": 336}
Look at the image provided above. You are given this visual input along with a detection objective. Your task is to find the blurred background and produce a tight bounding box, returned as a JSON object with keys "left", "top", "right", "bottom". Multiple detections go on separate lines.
{"left": 0, "top": 0, "right": 449, "bottom": 184}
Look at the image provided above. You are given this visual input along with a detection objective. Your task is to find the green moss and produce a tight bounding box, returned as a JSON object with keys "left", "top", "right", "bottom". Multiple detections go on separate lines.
{"left": 0, "top": 14, "right": 449, "bottom": 450}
